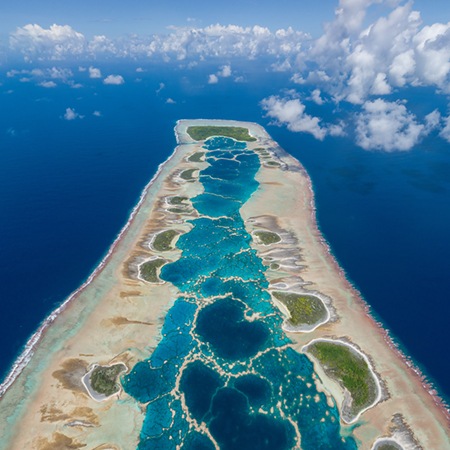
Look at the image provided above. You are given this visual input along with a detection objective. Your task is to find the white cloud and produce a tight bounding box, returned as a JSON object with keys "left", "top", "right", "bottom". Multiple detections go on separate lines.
{"left": 208, "top": 74, "right": 219, "bottom": 84}
{"left": 8, "top": 23, "right": 308, "bottom": 62}
{"left": 217, "top": 64, "right": 232, "bottom": 77}
{"left": 310, "top": 89, "right": 324, "bottom": 105}
{"left": 93, "top": 110, "right": 102, "bottom": 117}
{"left": 297, "top": 2, "right": 450, "bottom": 102}
{"left": 63, "top": 107, "right": 83, "bottom": 121}
{"left": 10, "top": 24, "right": 85, "bottom": 61}
{"left": 156, "top": 82, "right": 165, "bottom": 94}
{"left": 166, "top": 98, "right": 176, "bottom": 104}
{"left": 424, "top": 109, "right": 441, "bottom": 132}
{"left": 136, "top": 67, "right": 145, "bottom": 72}
{"left": 271, "top": 59, "right": 292, "bottom": 72}
{"left": 355, "top": 99, "right": 427, "bottom": 151}
{"left": 103, "top": 74, "right": 124, "bottom": 85}
{"left": 88, "top": 66, "right": 102, "bottom": 78}
{"left": 39, "top": 81, "right": 57, "bottom": 88}
{"left": 261, "top": 94, "right": 327, "bottom": 140}
{"left": 439, "top": 114, "right": 450, "bottom": 142}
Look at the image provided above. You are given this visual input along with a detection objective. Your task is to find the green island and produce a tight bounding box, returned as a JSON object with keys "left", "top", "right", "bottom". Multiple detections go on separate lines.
{"left": 307, "top": 340, "right": 379, "bottom": 421}
{"left": 168, "top": 196, "right": 188, "bottom": 205}
{"left": 272, "top": 291, "right": 327, "bottom": 327}
{"left": 139, "top": 258, "right": 167, "bottom": 283}
{"left": 179, "top": 168, "right": 198, "bottom": 181}
{"left": 152, "top": 230, "right": 179, "bottom": 252}
{"left": 89, "top": 364, "right": 126, "bottom": 397}
{"left": 187, "top": 152, "right": 205, "bottom": 162}
{"left": 254, "top": 230, "right": 281, "bottom": 245}
{"left": 374, "top": 443, "right": 402, "bottom": 450}
{"left": 186, "top": 125, "right": 256, "bottom": 142}
{"left": 167, "top": 207, "right": 189, "bottom": 214}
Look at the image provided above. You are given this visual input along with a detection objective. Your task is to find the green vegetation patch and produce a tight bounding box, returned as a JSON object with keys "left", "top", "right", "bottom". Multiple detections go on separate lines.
{"left": 188, "top": 152, "right": 205, "bottom": 162}
{"left": 90, "top": 364, "right": 126, "bottom": 396}
{"left": 308, "top": 341, "right": 378, "bottom": 416}
{"left": 152, "top": 230, "right": 179, "bottom": 252}
{"left": 168, "top": 207, "right": 188, "bottom": 214}
{"left": 254, "top": 231, "right": 281, "bottom": 245}
{"left": 375, "top": 444, "right": 402, "bottom": 450}
{"left": 272, "top": 292, "right": 327, "bottom": 326}
{"left": 169, "top": 196, "right": 188, "bottom": 205}
{"left": 270, "top": 263, "right": 280, "bottom": 270}
{"left": 180, "top": 169, "right": 197, "bottom": 181}
{"left": 266, "top": 161, "right": 281, "bottom": 167}
{"left": 140, "top": 258, "right": 166, "bottom": 283}
{"left": 186, "top": 126, "right": 256, "bottom": 142}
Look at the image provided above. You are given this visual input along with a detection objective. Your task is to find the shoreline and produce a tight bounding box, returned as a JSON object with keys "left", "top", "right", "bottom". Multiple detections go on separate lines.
{"left": 0, "top": 127, "right": 180, "bottom": 400}
{"left": 299, "top": 155, "right": 450, "bottom": 421}
{"left": 0, "top": 119, "right": 448, "bottom": 449}
{"left": 239, "top": 123, "right": 449, "bottom": 447}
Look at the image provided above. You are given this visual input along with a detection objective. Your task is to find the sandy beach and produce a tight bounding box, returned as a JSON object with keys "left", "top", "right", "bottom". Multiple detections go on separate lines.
{"left": 0, "top": 119, "right": 448, "bottom": 449}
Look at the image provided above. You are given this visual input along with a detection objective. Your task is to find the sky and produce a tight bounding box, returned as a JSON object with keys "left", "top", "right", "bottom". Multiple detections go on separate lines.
{"left": 0, "top": 0, "right": 447, "bottom": 37}
{"left": 1, "top": 0, "right": 450, "bottom": 152}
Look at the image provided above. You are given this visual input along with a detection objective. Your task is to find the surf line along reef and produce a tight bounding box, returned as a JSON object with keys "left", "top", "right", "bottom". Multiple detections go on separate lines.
{"left": 0, "top": 121, "right": 449, "bottom": 449}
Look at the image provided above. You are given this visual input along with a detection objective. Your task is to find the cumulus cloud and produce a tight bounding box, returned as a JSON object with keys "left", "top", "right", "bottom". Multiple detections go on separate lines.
{"left": 310, "top": 89, "right": 324, "bottom": 105}
{"left": 439, "top": 114, "right": 450, "bottom": 143}
{"left": 93, "top": 110, "right": 102, "bottom": 117}
{"left": 208, "top": 74, "right": 219, "bottom": 84}
{"left": 8, "top": 23, "right": 308, "bottom": 62}
{"left": 355, "top": 99, "right": 430, "bottom": 151}
{"left": 88, "top": 66, "right": 102, "bottom": 78}
{"left": 10, "top": 24, "right": 85, "bottom": 61}
{"left": 103, "top": 74, "right": 124, "bottom": 85}
{"left": 217, "top": 64, "right": 232, "bottom": 77}
{"left": 298, "top": 1, "right": 450, "bottom": 102}
{"left": 166, "top": 98, "right": 176, "bottom": 104}
{"left": 63, "top": 107, "right": 83, "bottom": 120}
{"left": 208, "top": 64, "right": 233, "bottom": 84}
{"left": 261, "top": 94, "right": 327, "bottom": 140}
{"left": 39, "top": 81, "right": 57, "bottom": 88}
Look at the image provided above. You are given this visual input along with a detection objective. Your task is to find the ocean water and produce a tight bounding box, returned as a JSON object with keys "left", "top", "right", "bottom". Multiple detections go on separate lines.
{"left": 123, "top": 137, "right": 357, "bottom": 449}
{"left": 0, "top": 61, "right": 449, "bottom": 407}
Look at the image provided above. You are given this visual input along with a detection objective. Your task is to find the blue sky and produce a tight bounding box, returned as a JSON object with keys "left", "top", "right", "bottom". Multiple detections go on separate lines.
{"left": 0, "top": 0, "right": 446, "bottom": 37}
{"left": 1, "top": 0, "right": 449, "bottom": 152}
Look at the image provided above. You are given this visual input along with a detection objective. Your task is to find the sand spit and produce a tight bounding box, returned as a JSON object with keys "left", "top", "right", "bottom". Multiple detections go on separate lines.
{"left": 0, "top": 119, "right": 448, "bottom": 449}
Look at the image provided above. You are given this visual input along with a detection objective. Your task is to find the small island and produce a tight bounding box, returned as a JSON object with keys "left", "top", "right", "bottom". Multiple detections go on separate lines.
{"left": 253, "top": 230, "right": 281, "bottom": 245}
{"left": 186, "top": 125, "right": 256, "bottom": 141}
{"left": 82, "top": 363, "right": 127, "bottom": 400}
{"left": 139, "top": 257, "right": 167, "bottom": 283}
{"left": 151, "top": 230, "right": 179, "bottom": 252}
{"left": 303, "top": 339, "right": 381, "bottom": 423}
{"left": 271, "top": 291, "right": 328, "bottom": 331}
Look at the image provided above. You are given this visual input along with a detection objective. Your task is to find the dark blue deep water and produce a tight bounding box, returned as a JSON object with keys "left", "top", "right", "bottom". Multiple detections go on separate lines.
{"left": 0, "top": 61, "right": 449, "bottom": 409}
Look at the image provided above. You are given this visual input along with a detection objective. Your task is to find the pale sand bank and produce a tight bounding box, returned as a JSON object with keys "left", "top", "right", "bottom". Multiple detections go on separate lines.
{"left": 0, "top": 119, "right": 448, "bottom": 449}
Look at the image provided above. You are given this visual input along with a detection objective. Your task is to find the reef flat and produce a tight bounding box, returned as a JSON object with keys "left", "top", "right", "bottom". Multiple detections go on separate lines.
{"left": 0, "top": 119, "right": 448, "bottom": 449}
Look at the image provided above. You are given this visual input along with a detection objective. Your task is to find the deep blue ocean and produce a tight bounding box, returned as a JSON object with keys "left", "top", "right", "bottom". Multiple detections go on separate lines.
{"left": 1, "top": 61, "right": 449, "bottom": 405}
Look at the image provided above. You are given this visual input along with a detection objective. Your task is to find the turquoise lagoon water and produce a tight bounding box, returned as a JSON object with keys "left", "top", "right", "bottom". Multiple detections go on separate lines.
{"left": 123, "top": 137, "right": 357, "bottom": 449}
